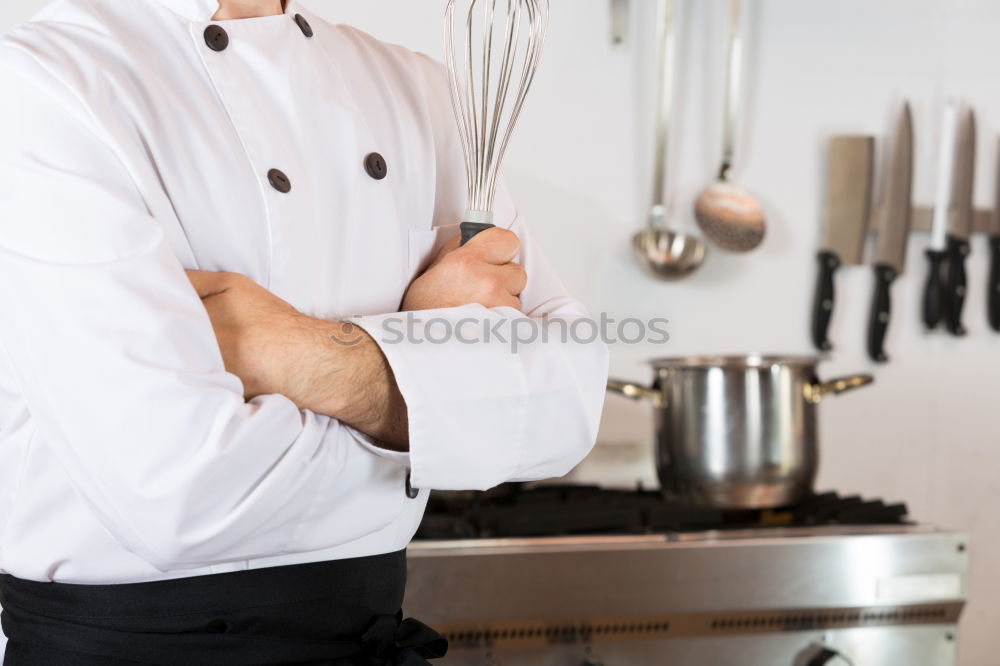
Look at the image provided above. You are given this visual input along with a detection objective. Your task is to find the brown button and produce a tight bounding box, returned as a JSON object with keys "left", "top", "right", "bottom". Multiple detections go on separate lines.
{"left": 294, "top": 14, "right": 313, "bottom": 38}
{"left": 267, "top": 169, "right": 291, "bottom": 193}
{"left": 364, "top": 153, "right": 388, "bottom": 180}
{"left": 204, "top": 25, "right": 229, "bottom": 52}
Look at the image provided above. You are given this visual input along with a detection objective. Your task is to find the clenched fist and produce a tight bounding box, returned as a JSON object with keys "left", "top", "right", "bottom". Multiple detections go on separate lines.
{"left": 401, "top": 227, "right": 527, "bottom": 311}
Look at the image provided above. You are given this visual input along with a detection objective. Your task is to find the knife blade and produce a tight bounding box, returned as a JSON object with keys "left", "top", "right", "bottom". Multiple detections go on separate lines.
{"left": 811, "top": 136, "right": 874, "bottom": 352}
{"left": 989, "top": 137, "right": 1000, "bottom": 332}
{"left": 868, "top": 103, "right": 913, "bottom": 363}
{"left": 923, "top": 101, "right": 957, "bottom": 330}
{"left": 944, "top": 107, "right": 975, "bottom": 337}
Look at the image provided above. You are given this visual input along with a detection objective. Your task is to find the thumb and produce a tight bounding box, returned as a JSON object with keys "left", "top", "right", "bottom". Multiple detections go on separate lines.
{"left": 462, "top": 227, "right": 520, "bottom": 265}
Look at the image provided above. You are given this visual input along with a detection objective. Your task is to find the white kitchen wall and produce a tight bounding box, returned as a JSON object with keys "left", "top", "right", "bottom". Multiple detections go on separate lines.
{"left": 2, "top": 1, "right": 999, "bottom": 664}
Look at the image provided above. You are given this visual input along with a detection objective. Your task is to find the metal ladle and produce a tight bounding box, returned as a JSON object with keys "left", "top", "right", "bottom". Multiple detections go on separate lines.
{"left": 633, "top": 0, "right": 707, "bottom": 281}
{"left": 693, "top": 0, "right": 765, "bottom": 253}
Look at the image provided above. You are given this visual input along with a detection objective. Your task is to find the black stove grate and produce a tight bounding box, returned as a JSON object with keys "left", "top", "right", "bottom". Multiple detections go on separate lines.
{"left": 415, "top": 484, "right": 910, "bottom": 540}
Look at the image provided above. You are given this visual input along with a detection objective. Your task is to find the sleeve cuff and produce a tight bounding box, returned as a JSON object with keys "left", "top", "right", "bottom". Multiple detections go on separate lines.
{"left": 353, "top": 430, "right": 411, "bottom": 466}
{"left": 353, "top": 309, "right": 528, "bottom": 491}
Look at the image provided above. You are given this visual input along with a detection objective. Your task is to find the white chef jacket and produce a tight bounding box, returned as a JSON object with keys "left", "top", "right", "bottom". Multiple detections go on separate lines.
{"left": 0, "top": 0, "right": 609, "bottom": 587}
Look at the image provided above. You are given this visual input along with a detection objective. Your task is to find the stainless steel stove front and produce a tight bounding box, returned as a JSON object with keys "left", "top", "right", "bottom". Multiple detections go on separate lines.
{"left": 405, "top": 527, "right": 968, "bottom": 665}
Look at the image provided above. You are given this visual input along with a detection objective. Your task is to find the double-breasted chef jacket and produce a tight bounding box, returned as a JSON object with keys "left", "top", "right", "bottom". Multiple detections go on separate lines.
{"left": 0, "top": 0, "right": 609, "bottom": 588}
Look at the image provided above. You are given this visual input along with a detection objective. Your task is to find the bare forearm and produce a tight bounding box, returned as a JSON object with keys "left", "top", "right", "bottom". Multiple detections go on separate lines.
{"left": 281, "top": 315, "right": 409, "bottom": 451}
{"left": 185, "top": 226, "right": 526, "bottom": 452}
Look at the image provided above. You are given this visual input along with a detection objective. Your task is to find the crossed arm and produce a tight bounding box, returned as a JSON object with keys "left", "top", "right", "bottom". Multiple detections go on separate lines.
{"left": 185, "top": 228, "right": 526, "bottom": 451}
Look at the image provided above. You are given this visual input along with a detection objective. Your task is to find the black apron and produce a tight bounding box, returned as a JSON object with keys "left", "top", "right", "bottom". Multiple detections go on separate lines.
{"left": 0, "top": 550, "right": 446, "bottom": 665}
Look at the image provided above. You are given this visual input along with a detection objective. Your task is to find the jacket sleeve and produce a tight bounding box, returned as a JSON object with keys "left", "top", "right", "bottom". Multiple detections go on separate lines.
{"left": 0, "top": 52, "right": 406, "bottom": 572}
{"left": 355, "top": 199, "right": 610, "bottom": 492}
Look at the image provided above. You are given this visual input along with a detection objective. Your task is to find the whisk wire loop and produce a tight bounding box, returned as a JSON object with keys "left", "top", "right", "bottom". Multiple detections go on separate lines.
{"left": 445, "top": 0, "right": 550, "bottom": 218}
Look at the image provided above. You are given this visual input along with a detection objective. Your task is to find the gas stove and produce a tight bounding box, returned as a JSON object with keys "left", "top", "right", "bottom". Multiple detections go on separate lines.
{"left": 406, "top": 485, "right": 967, "bottom": 666}
{"left": 416, "top": 484, "right": 911, "bottom": 540}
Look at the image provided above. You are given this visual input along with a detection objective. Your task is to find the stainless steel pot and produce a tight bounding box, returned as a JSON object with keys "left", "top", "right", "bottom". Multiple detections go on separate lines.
{"left": 608, "top": 355, "right": 873, "bottom": 509}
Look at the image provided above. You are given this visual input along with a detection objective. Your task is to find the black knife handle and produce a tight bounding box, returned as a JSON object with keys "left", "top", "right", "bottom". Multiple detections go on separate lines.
{"left": 990, "top": 236, "right": 1000, "bottom": 332}
{"left": 868, "top": 264, "right": 897, "bottom": 363}
{"left": 945, "top": 235, "right": 971, "bottom": 336}
{"left": 460, "top": 222, "right": 495, "bottom": 246}
{"left": 922, "top": 249, "right": 947, "bottom": 330}
{"left": 812, "top": 251, "right": 840, "bottom": 352}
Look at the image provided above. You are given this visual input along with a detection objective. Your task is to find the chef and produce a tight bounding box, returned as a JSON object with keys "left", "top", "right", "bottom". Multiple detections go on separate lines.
{"left": 0, "top": 0, "right": 609, "bottom": 663}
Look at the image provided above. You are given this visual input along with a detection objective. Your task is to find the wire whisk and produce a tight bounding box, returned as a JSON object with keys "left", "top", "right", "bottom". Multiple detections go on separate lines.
{"left": 445, "top": 0, "right": 550, "bottom": 244}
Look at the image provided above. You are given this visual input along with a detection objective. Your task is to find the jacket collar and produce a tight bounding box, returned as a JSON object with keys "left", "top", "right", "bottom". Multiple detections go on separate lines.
{"left": 152, "top": 0, "right": 294, "bottom": 23}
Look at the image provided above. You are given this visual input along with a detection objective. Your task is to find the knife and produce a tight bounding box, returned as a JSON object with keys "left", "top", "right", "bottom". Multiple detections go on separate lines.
{"left": 811, "top": 136, "right": 874, "bottom": 351}
{"left": 990, "top": 138, "right": 1000, "bottom": 332}
{"left": 867, "top": 103, "right": 913, "bottom": 364}
{"left": 945, "top": 108, "right": 975, "bottom": 337}
{"left": 923, "top": 102, "right": 957, "bottom": 330}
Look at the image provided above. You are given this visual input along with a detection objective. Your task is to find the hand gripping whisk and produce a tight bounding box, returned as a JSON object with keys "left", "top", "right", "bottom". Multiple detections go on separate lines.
{"left": 445, "top": 0, "right": 550, "bottom": 245}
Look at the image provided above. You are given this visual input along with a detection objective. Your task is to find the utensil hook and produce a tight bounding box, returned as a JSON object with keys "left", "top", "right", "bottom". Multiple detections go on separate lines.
{"left": 649, "top": 0, "right": 678, "bottom": 229}
{"left": 718, "top": 0, "right": 744, "bottom": 181}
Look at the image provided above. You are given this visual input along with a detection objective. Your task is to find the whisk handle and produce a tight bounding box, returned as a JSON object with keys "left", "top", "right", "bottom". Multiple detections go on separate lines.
{"left": 460, "top": 222, "right": 496, "bottom": 246}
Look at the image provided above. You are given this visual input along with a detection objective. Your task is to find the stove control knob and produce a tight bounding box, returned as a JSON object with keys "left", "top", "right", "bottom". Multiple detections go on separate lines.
{"left": 796, "top": 642, "right": 854, "bottom": 666}
{"left": 807, "top": 649, "right": 839, "bottom": 666}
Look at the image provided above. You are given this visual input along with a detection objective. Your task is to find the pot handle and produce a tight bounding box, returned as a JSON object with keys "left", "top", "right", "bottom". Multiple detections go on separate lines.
{"left": 804, "top": 374, "right": 874, "bottom": 404}
{"left": 607, "top": 379, "right": 665, "bottom": 408}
